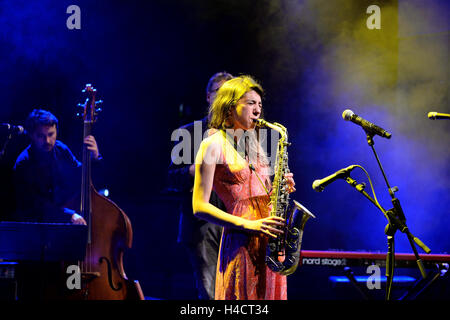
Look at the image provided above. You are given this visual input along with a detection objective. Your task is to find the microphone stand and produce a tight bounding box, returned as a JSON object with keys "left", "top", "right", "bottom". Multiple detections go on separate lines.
{"left": 354, "top": 131, "right": 431, "bottom": 300}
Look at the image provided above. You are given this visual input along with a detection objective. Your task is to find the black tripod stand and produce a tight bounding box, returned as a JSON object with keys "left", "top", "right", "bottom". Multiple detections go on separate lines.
{"left": 345, "top": 131, "right": 431, "bottom": 300}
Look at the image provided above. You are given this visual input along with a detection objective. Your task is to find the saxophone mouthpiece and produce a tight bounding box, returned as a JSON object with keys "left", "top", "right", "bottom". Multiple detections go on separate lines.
{"left": 254, "top": 119, "right": 266, "bottom": 127}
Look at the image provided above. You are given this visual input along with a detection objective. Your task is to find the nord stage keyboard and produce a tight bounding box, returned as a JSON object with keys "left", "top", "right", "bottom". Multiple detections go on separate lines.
{"left": 300, "top": 250, "right": 450, "bottom": 268}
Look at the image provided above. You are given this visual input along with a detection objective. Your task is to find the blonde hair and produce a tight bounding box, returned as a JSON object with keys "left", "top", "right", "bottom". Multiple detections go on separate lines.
{"left": 208, "top": 75, "right": 269, "bottom": 167}
{"left": 208, "top": 75, "right": 264, "bottom": 130}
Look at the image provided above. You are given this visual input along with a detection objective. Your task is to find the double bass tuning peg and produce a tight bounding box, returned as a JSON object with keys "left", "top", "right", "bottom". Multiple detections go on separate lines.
{"left": 75, "top": 100, "right": 87, "bottom": 118}
{"left": 77, "top": 98, "right": 90, "bottom": 108}
{"left": 95, "top": 100, "right": 103, "bottom": 113}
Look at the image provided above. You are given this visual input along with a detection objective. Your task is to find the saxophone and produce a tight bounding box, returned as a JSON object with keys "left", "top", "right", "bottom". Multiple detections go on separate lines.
{"left": 255, "top": 119, "right": 316, "bottom": 276}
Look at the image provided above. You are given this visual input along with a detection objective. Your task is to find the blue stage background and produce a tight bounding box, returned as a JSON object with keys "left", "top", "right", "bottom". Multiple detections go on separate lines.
{"left": 0, "top": 0, "right": 448, "bottom": 299}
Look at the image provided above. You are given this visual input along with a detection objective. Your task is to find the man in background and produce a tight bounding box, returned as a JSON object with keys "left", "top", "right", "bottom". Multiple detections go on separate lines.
{"left": 13, "top": 108, "right": 100, "bottom": 224}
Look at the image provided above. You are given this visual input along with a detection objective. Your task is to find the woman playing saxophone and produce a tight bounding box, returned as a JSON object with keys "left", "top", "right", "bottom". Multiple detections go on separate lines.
{"left": 192, "top": 75, "right": 296, "bottom": 300}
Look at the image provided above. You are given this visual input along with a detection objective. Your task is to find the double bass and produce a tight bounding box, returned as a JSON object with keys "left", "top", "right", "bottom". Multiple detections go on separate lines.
{"left": 74, "top": 84, "right": 144, "bottom": 300}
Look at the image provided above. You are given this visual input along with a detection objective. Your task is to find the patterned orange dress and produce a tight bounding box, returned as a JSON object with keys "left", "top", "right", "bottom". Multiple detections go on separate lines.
{"left": 211, "top": 131, "right": 287, "bottom": 300}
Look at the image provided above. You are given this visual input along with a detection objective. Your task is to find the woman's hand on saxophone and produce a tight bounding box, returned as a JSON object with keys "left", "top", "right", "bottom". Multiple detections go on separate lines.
{"left": 285, "top": 172, "right": 296, "bottom": 193}
{"left": 243, "top": 216, "right": 286, "bottom": 238}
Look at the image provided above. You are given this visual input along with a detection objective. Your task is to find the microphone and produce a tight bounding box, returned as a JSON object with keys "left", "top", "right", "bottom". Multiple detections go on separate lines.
{"left": 312, "top": 165, "right": 357, "bottom": 192}
{"left": 428, "top": 112, "right": 450, "bottom": 120}
{"left": 1, "top": 123, "right": 25, "bottom": 135}
{"left": 342, "top": 109, "right": 392, "bottom": 139}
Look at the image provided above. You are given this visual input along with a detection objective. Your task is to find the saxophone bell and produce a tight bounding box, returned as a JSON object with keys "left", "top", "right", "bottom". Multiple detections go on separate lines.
{"left": 289, "top": 200, "right": 316, "bottom": 230}
{"left": 279, "top": 200, "right": 316, "bottom": 276}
